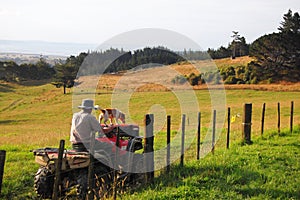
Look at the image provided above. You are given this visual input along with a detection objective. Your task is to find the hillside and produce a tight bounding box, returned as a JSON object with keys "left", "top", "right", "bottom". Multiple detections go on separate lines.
{"left": 172, "top": 56, "right": 254, "bottom": 75}
{"left": 96, "top": 56, "right": 300, "bottom": 92}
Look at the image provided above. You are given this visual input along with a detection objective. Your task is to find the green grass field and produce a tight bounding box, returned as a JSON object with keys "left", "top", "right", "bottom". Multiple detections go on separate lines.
{"left": 0, "top": 80, "right": 300, "bottom": 199}
{"left": 123, "top": 128, "right": 300, "bottom": 199}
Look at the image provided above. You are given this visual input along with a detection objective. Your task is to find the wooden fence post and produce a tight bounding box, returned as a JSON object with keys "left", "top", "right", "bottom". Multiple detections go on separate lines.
{"left": 242, "top": 104, "right": 252, "bottom": 144}
{"left": 277, "top": 102, "right": 281, "bottom": 134}
{"left": 144, "top": 114, "right": 154, "bottom": 183}
{"left": 290, "top": 101, "right": 294, "bottom": 133}
{"left": 261, "top": 103, "right": 266, "bottom": 136}
{"left": 0, "top": 150, "right": 6, "bottom": 195}
{"left": 113, "top": 128, "right": 121, "bottom": 200}
{"left": 180, "top": 114, "right": 186, "bottom": 167}
{"left": 166, "top": 115, "right": 171, "bottom": 173}
{"left": 197, "top": 112, "right": 201, "bottom": 160}
{"left": 52, "top": 140, "right": 65, "bottom": 200}
{"left": 88, "top": 132, "right": 96, "bottom": 200}
{"left": 227, "top": 108, "right": 230, "bottom": 149}
{"left": 212, "top": 110, "right": 216, "bottom": 154}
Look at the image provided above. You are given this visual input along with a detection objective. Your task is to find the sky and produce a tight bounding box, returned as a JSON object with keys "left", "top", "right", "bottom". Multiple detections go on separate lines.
{"left": 0, "top": 0, "right": 299, "bottom": 54}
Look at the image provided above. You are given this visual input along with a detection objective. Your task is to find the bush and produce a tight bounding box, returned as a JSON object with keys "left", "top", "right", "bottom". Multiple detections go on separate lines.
{"left": 224, "top": 76, "right": 238, "bottom": 84}
{"left": 188, "top": 73, "right": 202, "bottom": 86}
{"left": 250, "top": 77, "right": 258, "bottom": 84}
{"left": 220, "top": 66, "right": 235, "bottom": 80}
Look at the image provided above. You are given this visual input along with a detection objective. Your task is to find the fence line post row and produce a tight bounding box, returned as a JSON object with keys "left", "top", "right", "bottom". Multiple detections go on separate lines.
{"left": 260, "top": 101, "right": 294, "bottom": 136}
{"left": 139, "top": 101, "right": 295, "bottom": 188}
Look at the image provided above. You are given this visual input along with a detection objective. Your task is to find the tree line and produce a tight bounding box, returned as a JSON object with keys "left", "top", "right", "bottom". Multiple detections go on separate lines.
{"left": 0, "top": 9, "right": 299, "bottom": 91}
{"left": 0, "top": 57, "right": 55, "bottom": 82}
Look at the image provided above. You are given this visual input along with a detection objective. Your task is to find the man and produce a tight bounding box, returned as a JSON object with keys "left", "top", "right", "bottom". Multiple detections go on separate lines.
{"left": 70, "top": 99, "right": 104, "bottom": 151}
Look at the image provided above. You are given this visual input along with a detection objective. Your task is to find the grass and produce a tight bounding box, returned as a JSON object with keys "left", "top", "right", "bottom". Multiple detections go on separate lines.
{"left": 213, "top": 56, "right": 254, "bottom": 69}
{"left": 122, "top": 128, "right": 300, "bottom": 199}
{"left": 0, "top": 68, "right": 300, "bottom": 199}
{"left": 1, "top": 145, "right": 38, "bottom": 199}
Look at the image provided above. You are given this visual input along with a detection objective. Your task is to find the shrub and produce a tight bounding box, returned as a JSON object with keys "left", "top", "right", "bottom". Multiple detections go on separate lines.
{"left": 250, "top": 77, "right": 258, "bottom": 84}
{"left": 188, "top": 73, "right": 202, "bottom": 86}
{"left": 224, "top": 76, "right": 238, "bottom": 84}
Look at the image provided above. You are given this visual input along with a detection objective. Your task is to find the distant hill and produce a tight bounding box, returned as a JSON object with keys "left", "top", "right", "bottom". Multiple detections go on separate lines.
{"left": 0, "top": 39, "right": 97, "bottom": 56}
{"left": 0, "top": 52, "right": 67, "bottom": 65}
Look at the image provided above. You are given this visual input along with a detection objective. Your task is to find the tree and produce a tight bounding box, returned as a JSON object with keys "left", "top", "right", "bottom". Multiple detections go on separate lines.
{"left": 207, "top": 46, "right": 231, "bottom": 59}
{"left": 35, "top": 57, "right": 55, "bottom": 79}
{"left": 52, "top": 62, "right": 78, "bottom": 94}
{"left": 230, "top": 31, "right": 249, "bottom": 59}
{"left": 249, "top": 10, "right": 300, "bottom": 82}
{"left": 278, "top": 9, "right": 300, "bottom": 77}
{"left": 52, "top": 52, "right": 88, "bottom": 94}
{"left": 278, "top": 9, "right": 300, "bottom": 34}
{"left": 207, "top": 32, "right": 249, "bottom": 59}
{"left": 0, "top": 61, "right": 19, "bottom": 81}
{"left": 231, "top": 31, "right": 241, "bottom": 59}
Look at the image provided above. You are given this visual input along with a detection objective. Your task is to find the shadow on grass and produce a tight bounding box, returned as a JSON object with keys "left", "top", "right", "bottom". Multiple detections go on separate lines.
{"left": 0, "top": 82, "right": 14, "bottom": 92}
{"left": 18, "top": 79, "right": 52, "bottom": 86}
{"left": 138, "top": 163, "right": 298, "bottom": 199}
{"left": 0, "top": 80, "right": 51, "bottom": 93}
{"left": 0, "top": 119, "right": 29, "bottom": 125}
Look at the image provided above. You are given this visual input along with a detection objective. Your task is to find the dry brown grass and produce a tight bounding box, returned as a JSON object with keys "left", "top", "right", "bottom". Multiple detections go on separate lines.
{"left": 170, "top": 56, "right": 254, "bottom": 76}
{"left": 94, "top": 57, "right": 300, "bottom": 92}
{"left": 214, "top": 56, "right": 254, "bottom": 68}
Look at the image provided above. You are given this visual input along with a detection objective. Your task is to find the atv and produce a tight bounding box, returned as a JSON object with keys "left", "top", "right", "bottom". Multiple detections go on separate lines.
{"left": 32, "top": 124, "right": 144, "bottom": 199}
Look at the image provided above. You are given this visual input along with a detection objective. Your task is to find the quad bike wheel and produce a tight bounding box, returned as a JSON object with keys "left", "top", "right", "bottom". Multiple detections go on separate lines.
{"left": 75, "top": 166, "right": 113, "bottom": 199}
{"left": 94, "top": 165, "right": 113, "bottom": 199}
{"left": 76, "top": 169, "right": 88, "bottom": 199}
{"left": 34, "top": 166, "right": 55, "bottom": 199}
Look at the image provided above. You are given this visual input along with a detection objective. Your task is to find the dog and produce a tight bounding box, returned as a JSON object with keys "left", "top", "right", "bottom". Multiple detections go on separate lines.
{"left": 98, "top": 108, "right": 125, "bottom": 125}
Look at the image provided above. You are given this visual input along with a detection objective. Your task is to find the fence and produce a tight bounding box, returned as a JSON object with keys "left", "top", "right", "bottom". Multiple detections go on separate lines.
{"left": 141, "top": 100, "right": 296, "bottom": 181}
{"left": 0, "top": 101, "right": 296, "bottom": 199}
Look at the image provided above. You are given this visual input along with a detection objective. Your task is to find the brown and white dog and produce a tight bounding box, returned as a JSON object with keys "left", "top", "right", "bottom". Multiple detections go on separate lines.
{"left": 98, "top": 108, "right": 125, "bottom": 125}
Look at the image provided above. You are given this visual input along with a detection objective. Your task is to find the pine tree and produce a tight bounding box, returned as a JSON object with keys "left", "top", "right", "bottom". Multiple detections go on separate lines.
{"left": 249, "top": 10, "right": 300, "bottom": 82}
{"left": 52, "top": 62, "right": 78, "bottom": 94}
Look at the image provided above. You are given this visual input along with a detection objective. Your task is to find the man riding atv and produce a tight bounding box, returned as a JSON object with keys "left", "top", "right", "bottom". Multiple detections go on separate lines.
{"left": 33, "top": 99, "right": 144, "bottom": 199}
{"left": 70, "top": 99, "right": 110, "bottom": 152}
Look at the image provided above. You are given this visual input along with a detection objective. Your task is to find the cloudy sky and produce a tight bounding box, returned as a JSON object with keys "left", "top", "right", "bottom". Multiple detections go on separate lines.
{"left": 0, "top": 0, "right": 299, "bottom": 53}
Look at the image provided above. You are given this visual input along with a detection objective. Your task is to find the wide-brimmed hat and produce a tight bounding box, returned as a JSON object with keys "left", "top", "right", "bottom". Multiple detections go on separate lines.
{"left": 78, "top": 99, "right": 99, "bottom": 109}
